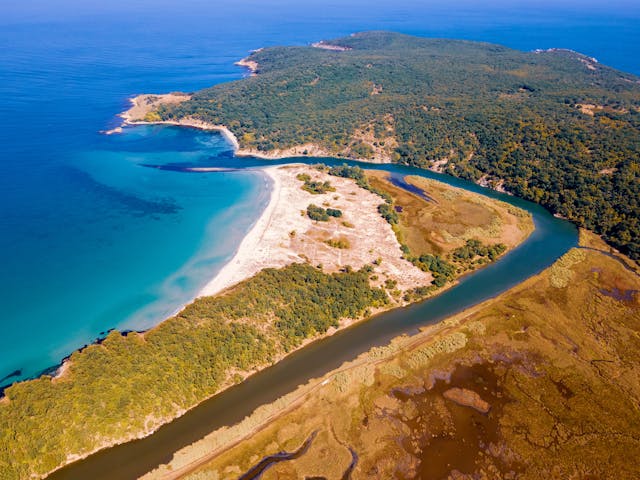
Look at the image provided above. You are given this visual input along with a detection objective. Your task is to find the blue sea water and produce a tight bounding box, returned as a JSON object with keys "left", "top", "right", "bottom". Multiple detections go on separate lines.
{"left": 1, "top": 0, "right": 639, "bottom": 387}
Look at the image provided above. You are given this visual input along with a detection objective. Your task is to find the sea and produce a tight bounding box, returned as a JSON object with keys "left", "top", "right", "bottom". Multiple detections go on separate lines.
{"left": 1, "top": 0, "right": 639, "bottom": 387}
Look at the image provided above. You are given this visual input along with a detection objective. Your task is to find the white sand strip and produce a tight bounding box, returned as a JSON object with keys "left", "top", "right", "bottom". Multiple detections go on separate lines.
{"left": 197, "top": 167, "right": 282, "bottom": 297}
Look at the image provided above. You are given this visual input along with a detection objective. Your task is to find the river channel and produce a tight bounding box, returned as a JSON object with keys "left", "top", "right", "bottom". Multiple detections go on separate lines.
{"left": 48, "top": 150, "right": 578, "bottom": 479}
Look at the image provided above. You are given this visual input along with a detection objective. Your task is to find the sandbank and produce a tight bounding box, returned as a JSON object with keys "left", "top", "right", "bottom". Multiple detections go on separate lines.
{"left": 199, "top": 164, "right": 432, "bottom": 298}
{"left": 198, "top": 166, "right": 281, "bottom": 297}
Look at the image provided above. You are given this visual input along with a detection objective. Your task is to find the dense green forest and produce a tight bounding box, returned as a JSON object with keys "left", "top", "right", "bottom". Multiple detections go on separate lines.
{"left": 156, "top": 31, "right": 640, "bottom": 259}
{"left": 0, "top": 264, "right": 387, "bottom": 479}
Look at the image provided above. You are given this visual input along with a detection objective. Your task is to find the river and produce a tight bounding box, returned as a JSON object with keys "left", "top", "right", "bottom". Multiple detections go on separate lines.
{"left": 48, "top": 149, "right": 578, "bottom": 479}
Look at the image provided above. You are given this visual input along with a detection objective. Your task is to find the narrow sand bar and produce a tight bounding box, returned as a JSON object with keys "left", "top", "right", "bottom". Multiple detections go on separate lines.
{"left": 198, "top": 166, "right": 282, "bottom": 297}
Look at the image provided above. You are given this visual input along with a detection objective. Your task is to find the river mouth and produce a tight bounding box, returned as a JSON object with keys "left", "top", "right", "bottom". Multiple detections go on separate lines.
{"left": 47, "top": 134, "right": 578, "bottom": 480}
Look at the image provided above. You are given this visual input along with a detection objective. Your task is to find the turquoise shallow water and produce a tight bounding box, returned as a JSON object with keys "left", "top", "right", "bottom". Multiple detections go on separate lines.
{"left": 49, "top": 156, "right": 580, "bottom": 480}
{"left": 1, "top": 0, "right": 639, "bottom": 388}
{"left": 1, "top": 125, "right": 271, "bottom": 384}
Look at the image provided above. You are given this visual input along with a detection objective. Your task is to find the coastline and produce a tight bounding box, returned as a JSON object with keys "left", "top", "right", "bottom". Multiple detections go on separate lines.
{"left": 99, "top": 94, "right": 532, "bottom": 334}
{"left": 123, "top": 119, "right": 240, "bottom": 152}
{"left": 234, "top": 57, "right": 259, "bottom": 76}
{"left": 41, "top": 163, "right": 435, "bottom": 479}
{"left": 7, "top": 24, "right": 637, "bottom": 477}
{"left": 29, "top": 88, "right": 538, "bottom": 480}
{"left": 38, "top": 154, "right": 535, "bottom": 480}
{"left": 197, "top": 166, "right": 280, "bottom": 297}
{"left": 110, "top": 94, "right": 506, "bottom": 186}
{"left": 109, "top": 94, "right": 362, "bottom": 162}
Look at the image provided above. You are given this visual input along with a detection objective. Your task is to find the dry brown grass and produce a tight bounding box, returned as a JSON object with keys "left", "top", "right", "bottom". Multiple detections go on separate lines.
{"left": 367, "top": 172, "right": 532, "bottom": 257}
{"left": 120, "top": 93, "right": 191, "bottom": 123}
{"left": 153, "top": 231, "right": 640, "bottom": 480}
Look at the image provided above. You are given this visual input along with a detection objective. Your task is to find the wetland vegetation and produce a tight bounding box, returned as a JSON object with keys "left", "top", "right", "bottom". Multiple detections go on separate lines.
{"left": 162, "top": 232, "right": 640, "bottom": 480}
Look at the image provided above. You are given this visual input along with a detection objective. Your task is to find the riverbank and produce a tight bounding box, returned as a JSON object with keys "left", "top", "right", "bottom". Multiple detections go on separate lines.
{"left": 31, "top": 161, "right": 534, "bottom": 480}
{"left": 11, "top": 163, "right": 432, "bottom": 479}
{"left": 10, "top": 82, "right": 538, "bottom": 479}
{"left": 42, "top": 158, "right": 574, "bottom": 480}
{"left": 7, "top": 87, "right": 537, "bottom": 479}
{"left": 141, "top": 231, "right": 640, "bottom": 479}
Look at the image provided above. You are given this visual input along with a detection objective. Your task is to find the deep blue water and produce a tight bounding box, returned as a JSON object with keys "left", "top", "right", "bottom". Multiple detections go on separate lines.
{"left": 1, "top": 1, "right": 639, "bottom": 387}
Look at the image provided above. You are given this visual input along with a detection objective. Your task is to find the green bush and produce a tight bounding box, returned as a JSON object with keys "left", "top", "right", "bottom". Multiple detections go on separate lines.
{"left": 307, "top": 204, "right": 330, "bottom": 221}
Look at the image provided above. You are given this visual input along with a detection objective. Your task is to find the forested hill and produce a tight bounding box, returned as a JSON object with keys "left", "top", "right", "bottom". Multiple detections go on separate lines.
{"left": 155, "top": 31, "right": 640, "bottom": 259}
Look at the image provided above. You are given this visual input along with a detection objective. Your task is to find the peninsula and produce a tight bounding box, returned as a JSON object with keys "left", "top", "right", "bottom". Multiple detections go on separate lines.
{"left": 0, "top": 160, "right": 532, "bottom": 479}
{"left": 134, "top": 31, "right": 639, "bottom": 261}
{"left": 2, "top": 31, "right": 638, "bottom": 480}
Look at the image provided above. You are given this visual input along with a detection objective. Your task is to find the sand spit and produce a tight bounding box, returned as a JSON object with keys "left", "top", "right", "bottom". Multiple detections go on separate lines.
{"left": 199, "top": 164, "right": 432, "bottom": 297}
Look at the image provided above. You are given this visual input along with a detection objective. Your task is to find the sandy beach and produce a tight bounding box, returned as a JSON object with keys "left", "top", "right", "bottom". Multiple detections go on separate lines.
{"left": 198, "top": 166, "right": 282, "bottom": 297}
{"left": 199, "top": 164, "right": 432, "bottom": 298}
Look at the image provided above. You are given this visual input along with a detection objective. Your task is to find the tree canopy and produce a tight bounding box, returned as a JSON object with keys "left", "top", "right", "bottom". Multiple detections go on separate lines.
{"left": 156, "top": 31, "right": 640, "bottom": 259}
{"left": 0, "top": 264, "right": 387, "bottom": 479}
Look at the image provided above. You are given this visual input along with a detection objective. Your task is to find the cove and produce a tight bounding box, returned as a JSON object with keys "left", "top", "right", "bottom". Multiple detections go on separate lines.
{"left": 48, "top": 128, "right": 578, "bottom": 480}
